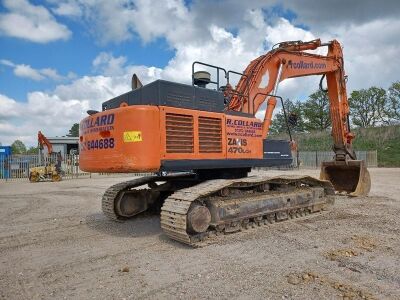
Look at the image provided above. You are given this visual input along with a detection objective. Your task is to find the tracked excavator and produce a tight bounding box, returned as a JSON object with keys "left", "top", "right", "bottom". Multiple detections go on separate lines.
{"left": 79, "top": 39, "right": 370, "bottom": 246}
{"left": 29, "top": 131, "right": 62, "bottom": 182}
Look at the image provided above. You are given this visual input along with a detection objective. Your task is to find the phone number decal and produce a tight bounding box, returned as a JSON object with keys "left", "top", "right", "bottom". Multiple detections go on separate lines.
{"left": 85, "top": 138, "right": 115, "bottom": 150}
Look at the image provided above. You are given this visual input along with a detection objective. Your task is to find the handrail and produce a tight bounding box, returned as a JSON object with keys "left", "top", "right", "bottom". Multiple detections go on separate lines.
{"left": 227, "top": 70, "right": 251, "bottom": 112}
{"left": 192, "top": 61, "right": 227, "bottom": 90}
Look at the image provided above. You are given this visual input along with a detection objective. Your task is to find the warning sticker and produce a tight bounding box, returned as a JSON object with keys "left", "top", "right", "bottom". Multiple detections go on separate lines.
{"left": 123, "top": 131, "right": 142, "bottom": 142}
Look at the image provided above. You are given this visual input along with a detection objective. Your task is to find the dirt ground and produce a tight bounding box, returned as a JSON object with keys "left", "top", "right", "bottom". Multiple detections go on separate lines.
{"left": 0, "top": 168, "right": 399, "bottom": 300}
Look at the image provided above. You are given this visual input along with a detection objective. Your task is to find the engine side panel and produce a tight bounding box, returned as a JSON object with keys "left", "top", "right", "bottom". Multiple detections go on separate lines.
{"left": 159, "top": 106, "right": 227, "bottom": 160}
{"left": 160, "top": 106, "right": 263, "bottom": 161}
{"left": 79, "top": 104, "right": 291, "bottom": 173}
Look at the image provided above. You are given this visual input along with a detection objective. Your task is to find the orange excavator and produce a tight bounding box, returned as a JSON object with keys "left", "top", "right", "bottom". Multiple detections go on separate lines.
{"left": 29, "top": 131, "right": 62, "bottom": 182}
{"left": 79, "top": 39, "right": 370, "bottom": 246}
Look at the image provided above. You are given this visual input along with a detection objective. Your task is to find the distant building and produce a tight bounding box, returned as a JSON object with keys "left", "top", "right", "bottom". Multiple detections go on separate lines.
{"left": 42, "top": 136, "right": 79, "bottom": 156}
{"left": 0, "top": 146, "right": 12, "bottom": 157}
{"left": 0, "top": 146, "right": 12, "bottom": 179}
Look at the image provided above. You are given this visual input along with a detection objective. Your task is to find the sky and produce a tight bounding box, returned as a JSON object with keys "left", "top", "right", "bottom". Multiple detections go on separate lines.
{"left": 0, "top": 0, "right": 399, "bottom": 146}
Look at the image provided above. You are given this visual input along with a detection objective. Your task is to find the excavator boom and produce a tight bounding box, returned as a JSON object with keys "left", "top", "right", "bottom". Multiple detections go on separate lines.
{"left": 38, "top": 131, "right": 53, "bottom": 154}
{"left": 225, "top": 39, "right": 370, "bottom": 196}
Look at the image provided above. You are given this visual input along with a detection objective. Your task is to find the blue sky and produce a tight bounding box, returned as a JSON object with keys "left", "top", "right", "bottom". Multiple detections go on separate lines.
{"left": 0, "top": 0, "right": 399, "bottom": 146}
{"left": 0, "top": 3, "right": 175, "bottom": 101}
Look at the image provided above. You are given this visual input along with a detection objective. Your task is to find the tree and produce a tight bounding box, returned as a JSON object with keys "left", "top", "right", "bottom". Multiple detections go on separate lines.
{"left": 349, "top": 87, "right": 387, "bottom": 127}
{"left": 11, "top": 140, "right": 27, "bottom": 154}
{"left": 67, "top": 123, "right": 79, "bottom": 137}
{"left": 270, "top": 99, "right": 305, "bottom": 134}
{"left": 302, "top": 90, "right": 331, "bottom": 131}
{"left": 386, "top": 81, "right": 400, "bottom": 123}
{"left": 26, "top": 146, "right": 39, "bottom": 154}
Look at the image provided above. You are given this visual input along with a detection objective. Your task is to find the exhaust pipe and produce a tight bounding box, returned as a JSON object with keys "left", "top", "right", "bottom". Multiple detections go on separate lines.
{"left": 320, "top": 160, "right": 371, "bottom": 197}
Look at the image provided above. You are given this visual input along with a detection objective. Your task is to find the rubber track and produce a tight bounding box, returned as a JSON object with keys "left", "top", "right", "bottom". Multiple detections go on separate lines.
{"left": 160, "top": 175, "right": 335, "bottom": 247}
{"left": 102, "top": 173, "right": 193, "bottom": 221}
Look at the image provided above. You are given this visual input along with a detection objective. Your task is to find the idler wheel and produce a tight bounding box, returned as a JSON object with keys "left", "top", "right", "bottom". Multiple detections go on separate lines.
{"left": 187, "top": 204, "right": 211, "bottom": 233}
{"left": 115, "top": 190, "right": 149, "bottom": 218}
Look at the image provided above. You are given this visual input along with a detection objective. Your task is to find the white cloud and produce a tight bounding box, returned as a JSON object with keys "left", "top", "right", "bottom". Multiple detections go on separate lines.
{"left": 1, "top": 59, "right": 67, "bottom": 81}
{"left": 92, "top": 52, "right": 127, "bottom": 76}
{"left": 283, "top": 0, "right": 400, "bottom": 29}
{"left": 40, "top": 68, "right": 64, "bottom": 81}
{"left": 129, "top": 0, "right": 194, "bottom": 45}
{"left": 55, "top": 54, "right": 162, "bottom": 106}
{"left": 52, "top": 0, "right": 137, "bottom": 45}
{"left": 322, "top": 18, "right": 400, "bottom": 91}
{"left": 52, "top": 1, "right": 82, "bottom": 17}
{"left": 265, "top": 18, "right": 315, "bottom": 46}
{"left": 14, "top": 64, "right": 45, "bottom": 81}
{"left": 0, "top": 91, "right": 89, "bottom": 145}
{"left": 0, "top": 59, "right": 14, "bottom": 67}
{"left": 49, "top": 0, "right": 197, "bottom": 45}
{"left": 0, "top": 94, "right": 21, "bottom": 119}
{"left": 26, "top": 91, "right": 88, "bottom": 126}
{"left": 0, "top": 0, "right": 71, "bottom": 43}
{"left": 54, "top": 75, "right": 127, "bottom": 106}
{"left": 162, "top": 24, "right": 256, "bottom": 85}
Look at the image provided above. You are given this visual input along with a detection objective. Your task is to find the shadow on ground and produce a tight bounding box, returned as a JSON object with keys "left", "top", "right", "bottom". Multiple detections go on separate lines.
{"left": 85, "top": 211, "right": 194, "bottom": 249}
{"left": 85, "top": 212, "right": 162, "bottom": 238}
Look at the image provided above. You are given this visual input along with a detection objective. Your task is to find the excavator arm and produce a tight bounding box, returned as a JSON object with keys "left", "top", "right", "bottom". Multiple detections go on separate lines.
{"left": 226, "top": 39, "right": 370, "bottom": 196}
{"left": 38, "top": 131, "right": 53, "bottom": 154}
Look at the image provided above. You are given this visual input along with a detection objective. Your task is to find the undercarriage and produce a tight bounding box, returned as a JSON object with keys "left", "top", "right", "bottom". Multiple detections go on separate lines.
{"left": 101, "top": 170, "right": 335, "bottom": 246}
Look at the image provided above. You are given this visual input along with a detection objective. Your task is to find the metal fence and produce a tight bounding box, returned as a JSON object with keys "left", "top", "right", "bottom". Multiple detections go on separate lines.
{"left": 0, "top": 150, "right": 378, "bottom": 182}
{"left": 0, "top": 154, "right": 89, "bottom": 181}
{"left": 252, "top": 150, "right": 377, "bottom": 171}
{"left": 294, "top": 150, "right": 378, "bottom": 168}
{"left": 0, "top": 153, "right": 155, "bottom": 182}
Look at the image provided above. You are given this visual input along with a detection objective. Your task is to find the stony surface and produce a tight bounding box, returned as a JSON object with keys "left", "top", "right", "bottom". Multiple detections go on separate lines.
{"left": 0, "top": 168, "right": 399, "bottom": 299}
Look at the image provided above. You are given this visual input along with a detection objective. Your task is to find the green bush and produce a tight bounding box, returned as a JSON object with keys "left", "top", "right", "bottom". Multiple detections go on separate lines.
{"left": 270, "top": 125, "right": 400, "bottom": 167}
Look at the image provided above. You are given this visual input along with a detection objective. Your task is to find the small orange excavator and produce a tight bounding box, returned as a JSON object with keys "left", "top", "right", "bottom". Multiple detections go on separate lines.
{"left": 29, "top": 131, "right": 62, "bottom": 182}
{"left": 79, "top": 39, "right": 370, "bottom": 246}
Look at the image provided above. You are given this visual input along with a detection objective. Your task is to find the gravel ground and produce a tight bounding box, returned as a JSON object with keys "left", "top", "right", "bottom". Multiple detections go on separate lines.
{"left": 0, "top": 168, "right": 399, "bottom": 299}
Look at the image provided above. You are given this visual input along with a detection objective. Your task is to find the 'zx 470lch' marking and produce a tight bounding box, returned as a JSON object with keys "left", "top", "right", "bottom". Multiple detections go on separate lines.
{"left": 228, "top": 138, "right": 247, "bottom": 146}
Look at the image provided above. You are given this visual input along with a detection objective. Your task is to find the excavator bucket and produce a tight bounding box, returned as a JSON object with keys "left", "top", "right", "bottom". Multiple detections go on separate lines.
{"left": 320, "top": 160, "right": 371, "bottom": 197}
